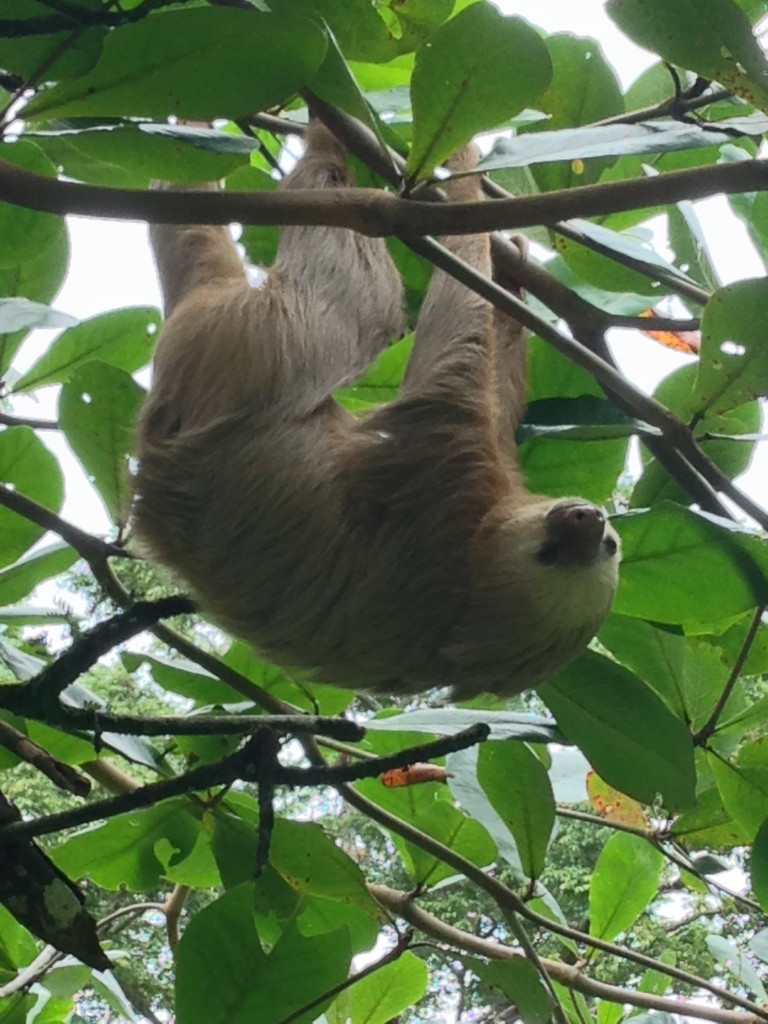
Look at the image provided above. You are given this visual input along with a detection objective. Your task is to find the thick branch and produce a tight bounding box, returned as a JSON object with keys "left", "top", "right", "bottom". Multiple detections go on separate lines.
{"left": 2, "top": 153, "right": 768, "bottom": 232}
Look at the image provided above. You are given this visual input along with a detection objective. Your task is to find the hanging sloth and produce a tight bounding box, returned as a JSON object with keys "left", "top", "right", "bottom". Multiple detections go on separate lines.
{"left": 133, "top": 121, "right": 620, "bottom": 701}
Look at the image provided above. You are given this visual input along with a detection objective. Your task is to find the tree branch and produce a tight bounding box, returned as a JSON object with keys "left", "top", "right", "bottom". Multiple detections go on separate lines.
{"left": 336, "top": 779, "right": 768, "bottom": 1017}
{"left": 0, "top": 725, "right": 489, "bottom": 845}
{"left": 2, "top": 150, "right": 768, "bottom": 233}
{"left": 0, "top": 483, "right": 130, "bottom": 563}
{"left": 370, "top": 885, "right": 760, "bottom": 1024}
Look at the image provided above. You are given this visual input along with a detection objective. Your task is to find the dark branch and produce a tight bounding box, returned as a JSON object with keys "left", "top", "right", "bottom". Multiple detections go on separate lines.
{"left": 2, "top": 151, "right": 768, "bottom": 234}
{"left": 0, "top": 598, "right": 196, "bottom": 708}
{"left": 0, "top": 724, "right": 489, "bottom": 845}
{"left": 0, "top": 0, "right": 194, "bottom": 37}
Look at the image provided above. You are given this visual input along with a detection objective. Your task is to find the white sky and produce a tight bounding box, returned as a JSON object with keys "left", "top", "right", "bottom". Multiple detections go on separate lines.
{"left": 9, "top": 0, "right": 768, "bottom": 536}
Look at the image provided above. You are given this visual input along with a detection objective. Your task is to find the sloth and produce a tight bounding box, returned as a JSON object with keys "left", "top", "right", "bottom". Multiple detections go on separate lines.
{"left": 133, "top": 121, "right": 620, "bottom": 701}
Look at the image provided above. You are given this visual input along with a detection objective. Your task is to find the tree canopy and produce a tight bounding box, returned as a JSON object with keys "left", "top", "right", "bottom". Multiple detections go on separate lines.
{"left": 0, "top": 1, "right": 767, "bottom": 1022}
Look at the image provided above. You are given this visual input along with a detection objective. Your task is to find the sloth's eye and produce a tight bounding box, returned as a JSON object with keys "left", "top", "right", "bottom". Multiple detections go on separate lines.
{"left": 536, "top": 543, "right": 559, "bottom": 566}
{"left": 603, "top": 536, "right": 618, "bottom": 556}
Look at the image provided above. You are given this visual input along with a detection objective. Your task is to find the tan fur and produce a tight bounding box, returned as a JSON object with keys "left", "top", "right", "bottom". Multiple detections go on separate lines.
{"left": 133, "top": 123, "right": 620, "bottom": 699}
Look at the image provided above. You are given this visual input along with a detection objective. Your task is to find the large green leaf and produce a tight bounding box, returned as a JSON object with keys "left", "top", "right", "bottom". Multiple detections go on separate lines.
{"left": 477, "top": 116, "right": 762, "bottom": 173}
{"left": 270, "top": 821, "right": 375, "bottom": 913}
{"left": 525, "top": 33, "right": 623, "bottom": 192}
{"left": 540, "top": 650, "right": 696, "bottom": 811}
{"left": 709, "top": 746, "right": 768, "bottom": 840}
{"left": 0, "top": 0, "right": 103, "bottom": 80}
{"left": 476, "top": 740, "right": 555, "bottom": 879}
{"left": 121, "top": 651, "right": 239, "bottom": 706}
{"left": 447, "top": 746, "right": 525, "bottom": 875}
{"left": 589, "top": 833, "right": 663, "bottom": 942}
{"left": 607, "top": 0, "right": 768, "bottom": 112}
{"left": 408, "top": 6, "right": 552, "bottom": 178}
{"left": 0, "top": 541, "right": 76, "bottom": 606}
{"left": 14, "top": 306, "right": 159, "bottom": 392}
{"left": 31, "top": 124, "right": 254, "bottom": 188}
{"left": 0, "top": 143, "right": 62, "bottom": 272}
{"left": 633, "top": 364, "right": 760, "bottom": 507}
{"left": 58, "top": 362, "right": 144, "bottom": 525}
{"left": 694, "top": 278, "right": 768, "bottom": 414}
{"left": 0, "top": 223, "right": 69, "bottom": 376}
{"left": 468, "top": 958, "right": 552, "bottom": 1024}
{"left": 53, "top": 798, "right": 201, "bottom": 890}
{"left": 355, "top": 777, "right": 496, "bottom": 886}
{"left": 23, "top": 10, "right": 328, "bottom": 121}
{"left": 614, "top": 502, "right": 768, "bottom": 623}
{"left": 328, "top": 952, "right": 428, "bottom": 1024}
{"left": 707, "top": 934, "right": 768, "bottom": 1001}
{"left": 0, "top": 427, "right": 63, "bottom": 568}
{"left": 175, "top": 886, "right": 351, "bottom": 1024}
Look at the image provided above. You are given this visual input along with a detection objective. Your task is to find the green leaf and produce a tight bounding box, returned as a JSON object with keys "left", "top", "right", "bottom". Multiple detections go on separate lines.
{"left": 58, "top": 362, "right": 144, "bottom": 524}
{"left": 0, "top": 143, "right": 62, "bottom": 272}
{"left": 270, "top": 821, "right": 375, "bottom": 914}
{"left": 14, "top": 306, "right": 159, "bottom": 392}
{"left": 0, "top": 427, "right": 64, "bottom": 568}
{"left": 672, "top": 783, "right": 750, "bottom": 847}
{"left": 23, "top": 10, "right": 328, "bottom": 122}
{"left": 668, "top": 199, "right": 722, "bottom": 292}
{"left": 520, "top": 433, "right": 627, "bottom": 505}
{"left": 694, "top": 278, "right": 768, "bottom": 414}
{"left": 589, "top": 833, "right": 663, "bottom": 942}
{"left": 614, "top": 503, "right": 768, "bottom": 624}
{"left": 31, "top": 124, "right": 254, "bottom": 188}
{"left": 476, "top": 740, "right": 555, "bottom": 879}
{"left": 0, "top": 1, "right": 102, "bottom": 80}
{"left": 355, "top": 778, "right": 495, "bottom": 885}
{"left": 447, "top": 746, "right": 525, "bottom": 875}
{"left": 468, "top": 957, "right": 552, "bottom": 1024}
{"left": 309, "top": 27, "right": 384, "bottom": 145}
{"left": 329, "top": 952, "right": 427, "bottom": 1024}
{"left": 633, "top": 365, "right": 760, "bottom": 506}
{"left": 540, "top": 650, "right": 696, "bottom": 811}
{"left": 121, "top": 651, "right": 239, "bottom": 705}
{"left": 175, "top": 886, "right": 351, "bottom": 1024}
{"left": 53, "top": 799, "right": 201, "bottom": 890}
{"left": 477, "top": 116, "right": 759, "bottom": 172}
{"left": 607, "top": 0, "right": 768, "bottom": 112}
{"left": 279, "top": 0, "right": 401, "bottom": 64}
{"left": 599, "top": 614, "right": 686, "bottom": 716}
{"left": 368, "top": 707, "right": 560, "bottom": 743}
{"left": 751, "top": 927, "right": 768, "bottom": 963}
{"left": 0, "top": 223, "right": 69, "bottom": 376}
{"left": 336, "top": 335, "right": 413, "bottom": 409}
{"left": 709, "top": 749, "right": 768, "bottom": 840}
{"left": 0, "top": 541, "right": 77, "bottom": 605}
{"left": 408, "top": 6, "right": 552, "bottom": 178}
{"left": 524, "top": 33, "right": 623, "bottom": 192}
